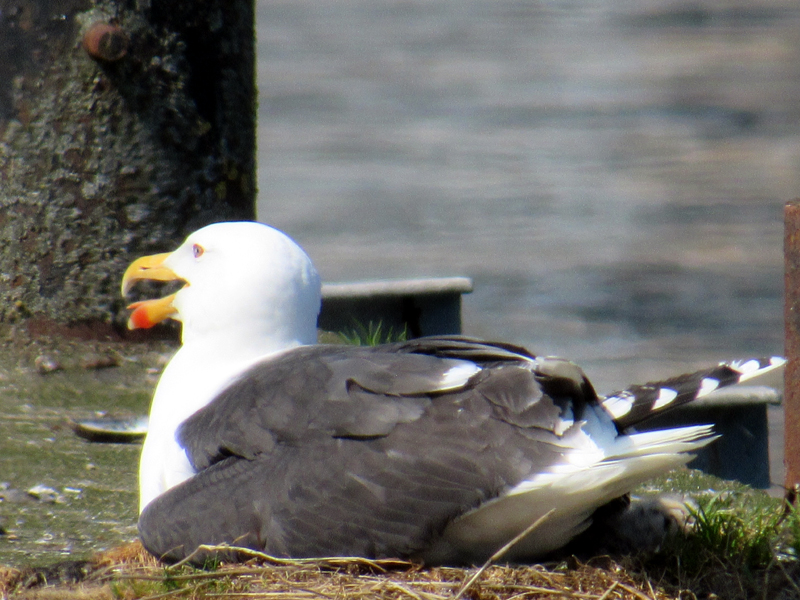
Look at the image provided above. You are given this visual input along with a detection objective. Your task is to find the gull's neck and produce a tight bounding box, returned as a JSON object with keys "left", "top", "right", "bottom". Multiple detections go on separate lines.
{"left": 139, "top": 328, "right": 307, "bottom": 512}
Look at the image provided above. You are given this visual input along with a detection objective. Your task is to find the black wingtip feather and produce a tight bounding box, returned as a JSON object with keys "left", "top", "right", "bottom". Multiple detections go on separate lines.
{"left": 601, "top": 357, "right": 784, "bottom": 431}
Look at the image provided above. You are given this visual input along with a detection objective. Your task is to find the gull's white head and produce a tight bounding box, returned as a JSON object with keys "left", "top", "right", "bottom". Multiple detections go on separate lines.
{"left": 122, "top": 221, "right": 321, "bottom": 352}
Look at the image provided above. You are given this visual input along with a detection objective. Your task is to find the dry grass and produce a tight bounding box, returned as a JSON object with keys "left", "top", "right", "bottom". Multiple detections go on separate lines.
{"left": 4, "top": 539, "right": 798, "bottom": 600}
{"left": 1, "top": 541, "right": 676, "bottom": 600}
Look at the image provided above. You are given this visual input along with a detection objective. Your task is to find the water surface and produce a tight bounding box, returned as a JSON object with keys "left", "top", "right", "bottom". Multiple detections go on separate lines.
{"left": 255, "top": 0, "right": 795, "bottom": 386}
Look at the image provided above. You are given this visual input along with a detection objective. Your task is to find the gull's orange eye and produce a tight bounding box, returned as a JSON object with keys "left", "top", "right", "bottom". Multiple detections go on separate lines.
{"left": 192, "top": 244, "right": 204, "bottom": 258}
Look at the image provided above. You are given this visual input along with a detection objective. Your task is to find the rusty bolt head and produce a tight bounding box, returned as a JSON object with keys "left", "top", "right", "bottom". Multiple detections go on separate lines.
{"left": 83, "top": 23, "right": 128, "bottom": 62}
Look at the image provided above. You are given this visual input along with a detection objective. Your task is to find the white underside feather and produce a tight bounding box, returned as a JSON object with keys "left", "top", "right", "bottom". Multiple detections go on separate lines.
{"left": 424, "top": 407, "right": 716, "bottom": 564}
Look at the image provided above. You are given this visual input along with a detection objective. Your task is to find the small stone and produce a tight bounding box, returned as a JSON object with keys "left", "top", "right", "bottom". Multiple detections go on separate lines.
{"left": 26, "top": 484, "right": 62, "bottom": 503}
{"left": 34, "top": 355, "right": 62, "bottom": 374}
{"left": 80, "top": 353, "right": 120, "bottom": 369}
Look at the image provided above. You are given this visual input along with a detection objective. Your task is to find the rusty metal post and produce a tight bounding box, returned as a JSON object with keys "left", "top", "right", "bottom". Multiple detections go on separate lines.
{"left": 783, "top": 201, "right": 800, "bottom": 501}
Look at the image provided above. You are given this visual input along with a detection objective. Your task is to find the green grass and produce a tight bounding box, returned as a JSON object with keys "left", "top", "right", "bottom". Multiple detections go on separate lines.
{"left": 788, "top": 502, "right": 800, "bottom": 562}
{"left": 630, "top": 473, "right": 800, "bottom": 599}
{"left": 674, "top": 494, "right": 781, "bottom": 571}
{"left": 336, "top": 320, "right": 409, "bottom": 346}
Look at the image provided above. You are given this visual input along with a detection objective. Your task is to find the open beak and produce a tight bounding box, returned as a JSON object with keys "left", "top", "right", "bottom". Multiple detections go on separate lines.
{"left": 121, "top": 253, "right": 183, "bottom": 329}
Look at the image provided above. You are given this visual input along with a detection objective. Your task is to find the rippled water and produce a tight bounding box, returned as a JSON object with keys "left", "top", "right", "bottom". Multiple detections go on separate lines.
{"left": 255, "top": 0, "right": 795, "bottom": 385}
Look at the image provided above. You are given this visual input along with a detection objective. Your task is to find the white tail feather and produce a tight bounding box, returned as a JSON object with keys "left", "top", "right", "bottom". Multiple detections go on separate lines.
{"left": 426, "top": 423, "right": 716, "bottom": 564}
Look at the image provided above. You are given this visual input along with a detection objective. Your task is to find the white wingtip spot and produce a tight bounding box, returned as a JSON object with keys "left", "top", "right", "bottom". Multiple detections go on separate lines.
{"left": 699, "top": 377, "right": 719, "bottom": 396}
{"left": 602, "top": 393, "right": 634, "bottom": 419}
{"left": 733, "top": 359, "right": 762, "bottom": 375}
{"left": 771, "top": 356, "right": 786, "bottom": 367}
{"left": 653, "top": 387, "right": 678, "bottom": 410}
{"left": 697, "top": 377, "right": 719, "bottom": 398}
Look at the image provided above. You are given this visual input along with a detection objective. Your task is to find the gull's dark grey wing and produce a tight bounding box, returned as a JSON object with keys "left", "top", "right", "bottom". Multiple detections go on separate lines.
{"left": 140, "top": 338, "right": 594, "bottom": 564}
{"left": 176, "top": 337, "right": 595, "bottom": 470}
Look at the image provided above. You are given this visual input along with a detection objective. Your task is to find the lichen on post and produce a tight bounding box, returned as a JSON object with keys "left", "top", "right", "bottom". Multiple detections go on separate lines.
{"left": 0, "top": 0, "right": 256, "bottom": 335}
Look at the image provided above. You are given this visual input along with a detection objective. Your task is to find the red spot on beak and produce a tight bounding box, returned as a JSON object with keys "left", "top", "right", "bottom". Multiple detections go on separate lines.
{"left": 125, "top": 292, "right": 179, "bottom": 330}
{"left": 128, "top": 302, "right": 157, "bottom": 329}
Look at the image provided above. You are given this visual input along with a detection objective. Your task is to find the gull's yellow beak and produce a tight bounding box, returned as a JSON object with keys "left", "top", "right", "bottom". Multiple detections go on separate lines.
{"left": 121, "top": 252, "right": 182, "bottom": 330}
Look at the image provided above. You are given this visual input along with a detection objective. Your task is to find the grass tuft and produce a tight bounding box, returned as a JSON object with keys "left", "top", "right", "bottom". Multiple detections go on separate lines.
{"left": 631, "top": 488, "right": 800, "bottom": 599}
{"left": 683, "top": 494, "right": 777, "bottom": 572}
{"left": 336, "top": 320, "right": 409, "bottom": 346}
